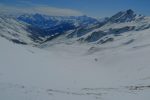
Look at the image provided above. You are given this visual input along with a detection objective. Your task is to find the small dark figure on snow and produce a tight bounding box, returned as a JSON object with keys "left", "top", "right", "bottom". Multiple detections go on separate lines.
{"left": 94, "top": 58, "right": 98, "bottom": 62}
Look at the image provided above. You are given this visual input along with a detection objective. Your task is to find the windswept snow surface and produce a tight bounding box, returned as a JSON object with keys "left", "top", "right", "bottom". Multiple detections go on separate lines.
{"left": 1, "top": 29, "right": 150, "bottom": 100}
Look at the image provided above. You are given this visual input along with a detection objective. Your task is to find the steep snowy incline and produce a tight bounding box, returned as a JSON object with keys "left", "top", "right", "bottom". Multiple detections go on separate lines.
{"left": 0, "top": 16, "right": 36, "bottom": 45}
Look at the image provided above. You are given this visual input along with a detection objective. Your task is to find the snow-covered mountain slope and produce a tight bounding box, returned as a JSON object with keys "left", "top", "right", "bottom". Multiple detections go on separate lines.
{"left": 1, "top": 27, "right": 150, "bottom": 100}
{"left": 0, "top": 15, "right": 36, "bottom": 45}
{"left": 18, "top": 14, "right": 98, "bottom": 28}
{"left": 2, "top": 9, "right": 149, "bottom": 46}
{"left": 108, "top": 9, "right": 138, "bottom": 23}
{"left": 17, "top": 14, "right": 99, "bottom": 39}
{"left": 51, "top": 9, "right": 150, "bottom": 45}
{"left": 1, "top": 9, "right": 150, "bottom": 100}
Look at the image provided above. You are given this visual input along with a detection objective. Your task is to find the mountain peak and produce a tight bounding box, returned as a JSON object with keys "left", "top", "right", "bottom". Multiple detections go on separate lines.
{"left": 126, "top": 9, "right": 134, "bottom": 15}
{"left": 109, "top": 9, "right": 137, "bottom": 23}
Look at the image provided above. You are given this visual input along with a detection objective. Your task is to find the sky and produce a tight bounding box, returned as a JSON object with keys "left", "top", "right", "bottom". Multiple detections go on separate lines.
{"left": 0, "top": 0, "right": 150, "bottom": 17}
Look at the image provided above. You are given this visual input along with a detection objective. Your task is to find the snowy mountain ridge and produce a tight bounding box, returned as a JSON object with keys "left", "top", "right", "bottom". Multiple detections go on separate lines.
{"left": 1, "top": 9, "right": 150, "bottom": 47}
{"left": 41, "top": 9, "right": 150, "bottom": 48}
{"left": 1, "top": 9, "right": 150, "bottom": 100}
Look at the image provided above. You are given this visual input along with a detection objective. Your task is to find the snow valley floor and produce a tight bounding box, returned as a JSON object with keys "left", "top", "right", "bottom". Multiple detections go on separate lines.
{"left": 1, "top": 28, "right": 150, "bottom": 100}
{"left": 1, "top": 8, "right": 150, "bottom": 100}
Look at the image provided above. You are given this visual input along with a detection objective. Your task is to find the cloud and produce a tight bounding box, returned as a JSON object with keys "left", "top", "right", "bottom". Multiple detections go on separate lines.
{"left": 0, "top": 4, "right": 83, "bottom": 16}
{"left": 33, "top": 6, "right": 84, "bottom": 16}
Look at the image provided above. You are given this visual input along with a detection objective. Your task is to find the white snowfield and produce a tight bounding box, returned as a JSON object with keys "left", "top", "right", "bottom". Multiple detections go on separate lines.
{"left": 1, "top": 27, "right": 150, "bottom": 100}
